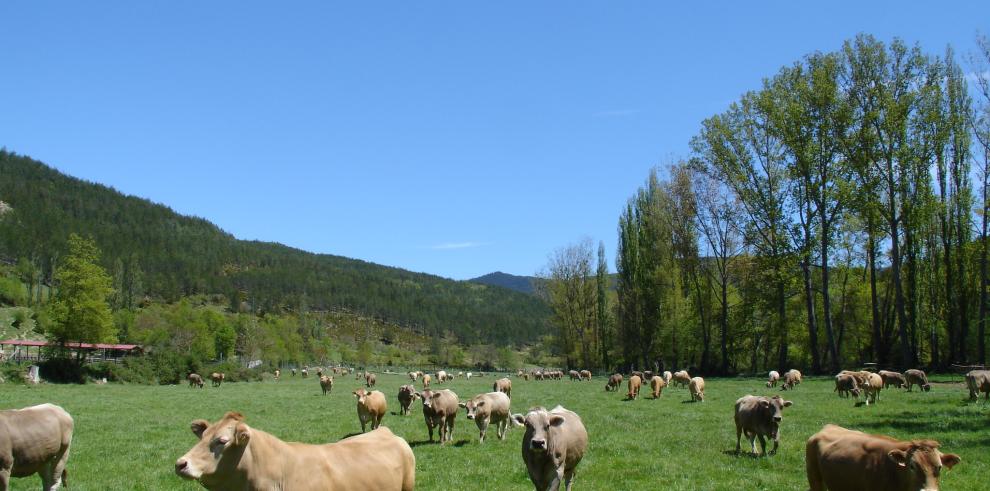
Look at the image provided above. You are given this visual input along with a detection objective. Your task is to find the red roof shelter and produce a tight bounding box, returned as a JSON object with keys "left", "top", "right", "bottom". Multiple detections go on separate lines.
{"left": 0, "top": 339, "right": 143, "bottom": 363}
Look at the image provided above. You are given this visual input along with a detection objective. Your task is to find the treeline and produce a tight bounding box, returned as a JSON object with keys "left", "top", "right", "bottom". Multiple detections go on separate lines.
{"left": 542, "top": 34, "right": 990, "bottom": 375}
{"left": 0, "top": 151, "right": 550, "bottom": 346}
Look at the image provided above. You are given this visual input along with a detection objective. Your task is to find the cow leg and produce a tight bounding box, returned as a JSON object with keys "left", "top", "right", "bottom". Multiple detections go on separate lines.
{"left": 757, "top": 435, "right": 767, "bottom": 456}
{"left": 546, "top": 468, "right": 565, "bottom": 491}
{"left": 735, "top": 425, "right": 742, "bottom": 454}
{"left": 427, "top": 422, "right": 434, "bottom": 442}
{"left": 0, "top": 468, "right": 9, "bottom": 491}
{"left": 479, "top": 419, "right": 488, "bottom": 443}
{"left": 769, "top": 437, "right": 779, "bottom": 456}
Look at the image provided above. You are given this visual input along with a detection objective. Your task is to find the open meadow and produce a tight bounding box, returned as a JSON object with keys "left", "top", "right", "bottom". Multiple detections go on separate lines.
{"left": 0, "top": 372, "right": 987, "bottom": 490}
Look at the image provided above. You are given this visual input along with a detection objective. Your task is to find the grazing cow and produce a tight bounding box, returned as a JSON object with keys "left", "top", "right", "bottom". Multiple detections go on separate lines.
{"left": 579, "top": 370, "right": 592, "bottom": 381}
{"left": 966, "top": 369, "right": 990, "bottom": 401}
{"left": 643, "top": 370, "right": 654, "bottom": 382}
{"left": 517, "top": 370, "right": 525, "bottom": 378}
{"left": 879, "top": 370, "right": 907, "bottom": 389}
{"left": 398, "top": 385, "right": 419, "bottom": 416}
{"left": 494, "top": 377, "right": 512, "bottom": 398}
{"left": 650, "top": 375, "right": 665, "bottom": 399}
{"left": 176, "top": 412, "right": 415, "bottom": 491}
{"left": 0, "top": 403, "right": 73, "bottom": 491}
{"left": 460, "top": 391, "right": 511, "bottom": 443}
{"left": 273, "top": 369, "right": 280, "bottom": 381}
{"left": 781, "top": 369, "right": 802, "bottom": 390}
{"left": 355, "top": 370, "right": 364, "bottom": 380}
{"left": 627, "top": 375, "right": 642, "bottom": 400}
{"left": 834, "top": 373, "right": 861, "bottom": 399}
{"left": 631, "top": 370, "right": 645, "bottom": 382}
{"left": 512, "top": 406, "right": 588, "bottom": 491}
{"left": 419, "top": 389, "right": 459, "bottom": 444}
{"left": 210, "top": 372, "right": 225, "bottom": 387}
{"left": 365, "top": 372, "right": 377, "bottom": 388}
{"left": 291, "top": 368, "right": 297, "bottom": 377}
{"left": 734, "top": 395, "right": 793, "bottom": 456}
{"left": 523, "top": 373, "right": 530, "bottom": 381}
{"left": 353, "top": 389, "right": 387, "bottom": 432}
{"left": 437, "top": 370, "right": 448, "bottom": 384}
{"left": 188, "top": 373, "right": 205, "bottom": 388}
{"left": 316, "top": 368, "right": 323, "bottom": 378}
{"left": 301, "top": 369, "right": 309, "bottom": 379}
{"left": 422, "top": 374, "right": 432, "bottom": 388}
{"left": 457, "top": 371, "right": 464, "bottom": 378}
{"left": 662, "top": 371, "right": 672, "bottom": 385}
{"left": 766, "top": 370, "right": 780, "bottom": 388}
{"left": 672, "top": 370, "right": 691, "bottom": 388}
{"left": 408, "top": 371, "right": 419, "bottom": 381}
{"left": 568, "top": 370, "right": 581, "bottom": 381}
{"left": 689, "top": 377, "right": 706, "bottom": 402}
{"left": 863, "top": 372, "right": 883, "bottom": 405}
{"left": 605, "top": 374, "right": 622, "bottom": 392}
{"left": 805, "top": 424, "right": 960, "bottom": 491}
{"left": 839, "top": 370, "right": 871, "bottom": 387}
{"left": 904, "top": 369, "right": 932, "bottom": 392}
{"left": 319, "top": 375, "right": 333, "bottom": 396}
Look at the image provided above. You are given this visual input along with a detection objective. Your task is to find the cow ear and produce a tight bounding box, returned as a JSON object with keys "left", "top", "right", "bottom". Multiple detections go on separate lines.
{"left": 432, "top": 392, "right": 442, "bottom": 399}
{"left": 512, "top": 414, "right": 526, "bottom": 426}
{"left": 477, "top": 401, "right": 485, "bottom": 407}
{"left": 190, "top": 419, "right": 209, "bottom": 439}
{"left": 941, "top": 453, "right": 961, "bottom": 469}
{"left": 458, "top": 402, "right": 466, "bottom": 408}
{"left": 888, "top": 449, "right": 909, "bottom": 467}
{"left": 782, "top": 400, "right": 793, "bottom": 407}
{"left": 234, "top": 422, "right": 251, "bottom": 446}
{"left": 760, "top": 400, "right": 771, "bottom": 409}
{"left": 549, "top": 415, "right": 565, "bottom": 427}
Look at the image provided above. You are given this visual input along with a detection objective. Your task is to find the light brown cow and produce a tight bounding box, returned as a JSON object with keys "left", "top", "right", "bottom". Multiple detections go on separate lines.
{"left": 175, "top": 412, "right": 415, "bottom": 491}
{"left": 965, "top": 369, "right": 990, "bottom": 401}
{"left": 398, "top": 385, "right": 419, "bottom": 416}
{"left": 905, "top": 369, "right": 932, "bottom": 392}
{"left": 422, "top": 374, "right": 432, "bottom": 388}
{"left": 689, "top": 377, "right": 706, "bottom": 402}
{"left": 863, "top": 371, "right": 883, "bottom": 405}
{"left": 460, "top": 391, "right": 511, "bottom": 443}
{"left": 0, "top": 403, "right": 73, "bottom": 490}
{"left": 879, "top": 370, "right": 907, "bottom": 389}
{"left": 605, "top": 373, "right": 622, "bottom": 392}
{"left": 319, "top": 375, "right": 333, "bottom": 396}
{"left": 650, "top": 375, "right": 666, "bottom": 399}
{"left": 301, "top": 368, "right": 309, "bottom": 378}
{"left": 662, "top": 371, "right": 672, "bottom": 385}
{"left": 408, "top": 371, "right": 419, "bottom": 382}
{"left": 512, "top": 406, "right": 588, "bottom": 491}
{"left": 188, "top": 373, "right": 205, "bottom": 388}
{"left": 353, "top": 389, "right": 386, "bottom": 432}
{"left": 766, "top": 370, "right": 780, "bottom": 388}
{"left": 834, "top": 373, "right": 861, "bottom": 399}
{"left": 420, "top": 389, "right": 459, "bottom": 444}
{"left": 365, "top": 372, "right": 377, "bottom": 388}
{"left": 781, "top": 369, "right": 802, "bottom": 390}
{"left": 805, "top": 424, "right": 960, "bottom": 491}
{"left": 437, "top": 370, "right": 449, "bottom": 384}
{"left": 734, "top": 395, "right": 792, "bottom": 456}
{"left": 494, "top": 377, "right": 512, "bottom": 399}
{"left": 672, "top": 370, "right": 691, "bottom": 388}
{"left": 568, "top": 370, "right": 581, "bottom": 381}
{"left": 627, "top": 375, "right": 642, "bottom": 400}
{"left": 579, "top": 370, "right": 592, "bottom": 381}
{"left": 210, "top": 372, "right": 225, "bottom": 387}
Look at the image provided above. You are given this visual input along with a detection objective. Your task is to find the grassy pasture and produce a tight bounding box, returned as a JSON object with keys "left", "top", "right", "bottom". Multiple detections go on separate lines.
{"left": 0, "top": 372, "right": 987, "bottom": 490}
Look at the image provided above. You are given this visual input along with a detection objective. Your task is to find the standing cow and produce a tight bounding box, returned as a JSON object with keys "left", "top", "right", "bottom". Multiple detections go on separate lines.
{"left": 834, "top": 373, "right": 861, "bottom": 399}
{"left": 689, "top": 377, "right": 706, "bottom": 402}
{"left": 766, "top": 370, "right": 780, "bottom": 388}
{"left": 904, "top": 369, "right": 932, "bottom": 392}
{"left": 494, "top": 378, "right": 512, "bottom": 399}
{"left": 460, "top": 391, "right": 512, "bottom": 443}
{"left": 0, "top": 404, "right": 73, "bottom": 491}
{"left": 734, "top": 395, "right": 792, "bottom": 456}
{"left": 965, "top": 369, "right": 990, "bottom": 401}
{"left": 605, "top": 374, "right": 622, "bottom": 392}
{"left": 627, "top": 375, "right": 642, "bottom": 400}
{"left": 672, "top": 370, "right": 691, "bottom": 388}
{"left": 273, "top": 369, "right": 280, "bottom": 381}
{"left": 210, "top": 372, "right": 225, "bottom": 387}
{"left": 353, "top": 388, "right": 386, "bottom": 432}
{"left": 398, "top": 385, "right": 419, "bottom": 416}
{"left": 878, "top": 370, "right": 907, "bottom": 389}
{"left": 319, "top": 375, "right": 333, "bottom": 395}
{"left": 365, "top": 372, "right": 377, "bottom": 388}
{"left": 781, "top": 369, "right": 802, "bottom": 390}
{"left": 579, "top": 370, "right": 592, "bottom": 381}
{"left": 863, "top": 372, "right": 883, "bottom": 405}
{"left": 420, "top": 389, "right": 459, "bottom": 444}
{"left": 512, "top": 406, "right": 588, "bottom": 491}
{"left": 662, "top": 371, "right": 672, "bottom": 385}
{"left": 650, "top": 375, "right": 666, "bottom": 399}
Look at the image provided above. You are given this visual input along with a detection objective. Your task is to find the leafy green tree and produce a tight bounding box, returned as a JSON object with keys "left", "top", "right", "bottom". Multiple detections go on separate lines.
{"left": 45, "top": 234, "right": 116, "bottom": 359}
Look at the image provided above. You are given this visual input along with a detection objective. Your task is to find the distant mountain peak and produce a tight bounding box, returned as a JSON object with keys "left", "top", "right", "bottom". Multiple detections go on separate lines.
{"left": 469, "top": 271, "right": 537, "bottom": 295}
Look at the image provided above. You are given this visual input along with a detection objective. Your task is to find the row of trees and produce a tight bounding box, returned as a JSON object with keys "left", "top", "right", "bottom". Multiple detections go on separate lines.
{"left": 542, "top": 34, "right": 990, "bottom": 375}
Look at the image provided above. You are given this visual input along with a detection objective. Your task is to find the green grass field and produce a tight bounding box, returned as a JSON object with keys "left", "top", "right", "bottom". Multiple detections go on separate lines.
{"left": 0, "top": 372, "right": 986, "bottom": 490}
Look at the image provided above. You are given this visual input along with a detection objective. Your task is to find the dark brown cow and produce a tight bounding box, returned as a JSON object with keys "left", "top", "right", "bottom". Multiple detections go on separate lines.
{"left": 398, "top": 385, "right": 419, "bottom": 416}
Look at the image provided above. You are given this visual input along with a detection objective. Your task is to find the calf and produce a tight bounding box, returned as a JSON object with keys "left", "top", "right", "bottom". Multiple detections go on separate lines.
{"left": 398, "top": 384, "right": 419, "bottom": 416}
{"left": 627, "top": 375, "right": 642, "bottom": 400}
{"left": 319, "top": 375, "right": 333, "bottom": 395}
{"left": 834, "top": 373, "right": 861, "bottom": 399}
{"left": 176, "top": 412, "right": 415, "bottom": 491}
{"left": 0, "top": 404, "right": 73, "bottom": 490}
{"left": 650, "top": 375, "right": 665, "bottom": 399}
{"left": 460, "top": 391, "right": 511, "bottom": 443}
{"left": 879, "top": 370, "right": 907, "bottom": 389}
{"left": 965, "top": 369, "right": 990, "bottom": 401}
{"left": 420, "top": 389, "right": 459, "bottom": 444}
{"left": 353, "top": 389, "right": 386, "bottom": 432}
{"left": 672, "top": 370, "right": 691, "bottom": 388}
{"left": 605, "top": 373, "right": 622, "bottom": 392}
{"left": 689, "top": 377, "right": 705, "bottom": 402}
{"left": 781, "top": 369, "right": 802, "bottom": 390}
{"left": 904, "top": 369, "right": 932, "bottom": 392}
{"left": 512, "top": 406, "right": 588, "bottom": 491}
{"left": 734, "top": 395, "right": 793, "bottom": 456}
{"left": 806, "top": 424, "right": 960, "bottom": 491}
{"left": 766, "top": 370, "right": 780, "bottom": 388}
{"left": 493, "top": 377, "right": 512, "bottom": 398}
{"left": 188, "top": 373, "right": 205, "bottom": 388}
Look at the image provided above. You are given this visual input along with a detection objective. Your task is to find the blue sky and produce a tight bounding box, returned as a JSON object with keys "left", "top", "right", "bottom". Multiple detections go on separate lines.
{"left": 2, "top": 2, "right": 988, "bottom": 280}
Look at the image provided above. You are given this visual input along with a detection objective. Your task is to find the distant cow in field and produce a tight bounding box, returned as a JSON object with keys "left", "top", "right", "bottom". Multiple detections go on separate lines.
{"left": 398, "top": 385, "right": 419, "bottom": 416}
{"left": 734, "top": 395, "right": 792, "bottom": 456}
{"left": 419, "top": 389, "right": 459, "bottom": 444}
{"left": 210, "top": 372, "right": 224, "bottom": 387}
{"left": 0, "top": 403, "right": 73, "bottom": 490}
{"left": 188, "top": 373, "right": 205, "bottom": 388}
{"left": 291, "top": 368, "right": 297, "bottom": 377}
{"left": 766, "top": 370, "right": 780, "bottom": 388}
{"left": 965, "top": 370, "right": 990, "bottom": 401}
{"left": 579, "top": 370, "right": 592, "bottom": 381}
{"left": 805, "top": 424, "right": 960, "bottom": 491}
{"left": 512, "top": 406, "right": 588, "bottom": 491}
{"left": 422, "top": 374, "right": 432, "bottom": 388}
{"left": 273, "top": 369, "right": 280, "bottom": 381}
{"left": 781, "top": 369, "right": 802, "bottom": 390}
{"left": 605, "top": 374, "right": 622, "bottom": 392}
{"left": 460, "top": 391, "right": 512, "bottom": 443}
{"left": 662, "top": 371, "right": 672, "bottom": 385}
{"left": 689, "top": 377, "right": 705, "bottom": 402}
{"left": 568, "top": 370, "right": 581, "bottom": 381}
{"left": 862, "top": 372, "right": 883, "bottom": 405}
{"left": 436, "top": 371, "right": 449, "bottom": 384}
{"left": 365, "top": 372, "right": 377, "bottom": 388}
{"left": 879, "top": 370, "right": 907, "bottom": 389}
{"left": 353, "top": 388, "right": 386, "bottom": 432}
{"left": 672, "top": 370, "right": 691, "bottom": 388}
{"left": 650, "top": 375, "right": 665, "bottom": 399}
{"left": 493, "top": 377, "right": 512, "bottom": 398}
{"left": 301, "top": 368, "right": 309, "bottom": 378}
{"left": 408, "top": 371, "right": 419, "bottom": 382}
{"left": 319, "top": 375, "right": 333, "bottom": 395}
{"left": 627, "top": 375, "right": 642, "bottom": 400}
{"left": 834, "top": 373, "right": 861, "bottom": 399}
{"left": 904, "top": 369, "right": 932, "bottom": 392}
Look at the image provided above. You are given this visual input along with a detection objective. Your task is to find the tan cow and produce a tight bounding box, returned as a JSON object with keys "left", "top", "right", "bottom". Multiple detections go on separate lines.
{"left": 421, "top": 374, "right": 432, "bottom": 388}
{"left": 353, "top": 389, "right": 386, "bottom": 432}
{"left": 650, "top": 375, "right": 666, "bottom": 399}
{"left": 319, "top": 375, "right": 333, "bottom": 396}
{"left": 905, "top": 369, "right": 932, "bottom": 392}
{"left": 301, "top": 368, "right": 309, "bottom": 378}
{"left": 408, "top": 371, "right": 419, "bottom": 382}
{"left": 437, "top": 370, "right": 448, "bottom": 384}
{"left": 834, "top": 373, "right": 861, "bottom": 399}
{"left": 0, "top": 403, "right": 73, "bottom": 490}
{"left": 175, "top": 412, "right": 415, "bottom": 491}
{"left": 493, "top": 377, "right": 512, "bottom": 398}
{"left": 965, "top": 369, "right": 990, "bottom": 401}
{"left": 398, "top": 385, "right": 419, "bottom": 416}
{"left": 734, "top": 395, "right": 792, "bottom": 456}
{"left": 460, "top": 391, "right": 511, "bottom": 443}
{"left": 805, "top": 424, "right": 960, "bottom": 491}
{"left": 863, "top": 371, "right": 883, "bottom": 405}
{"left": 766, "top": 370, "right": 780, "bottom": 388}
{"left": 627, "top": 374, "right": 642, "bottom": 400}
{"left": 605, "top": 373, "right": 622, "bottom": 392}
{"left": 210, "top": 372, "right": 225, "bottom": 387}
{"left": 672, "top": 370, "right": 691, "bottom": 388}
{"left": 579, "top": 370, "right": 592, "bottom": 381}
{"left": 568, "top": 370, "right": 581, "bottom": 381}
{"left": 188, "top": 373, "right": 205, "bottom": 388}
{"left": 419, "top": 389, "right": 459, "bottom": 444}
{"left": 512, "top": 406, "right": 588, "bottom": 491}
{"left": 365, "top": 372, "right": 377, "bottom": 388}
{"left": 781, "top": 369, "right": 802, "bottom": 390}
{"left": 663, "top": 371, "right": 672, "bottom": 385}
{"left": 690, "top": 377, "right": 706, "bottom": 402}
{"left": 879, "top": 370, "right": 907, "bottom": 389}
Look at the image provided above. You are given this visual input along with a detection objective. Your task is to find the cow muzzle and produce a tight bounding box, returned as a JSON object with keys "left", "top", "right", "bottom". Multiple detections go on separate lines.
{"left": 531, "top": 439, "right": 546, "bottom": 450}
{"left": 772, "top": 416, "right": 782, "bottom": 423}
{"left": 467, "top": 414, "right": 475, "bottom": 420}
{"left": 175, "top": 459, "right": 201, "bottom": 480}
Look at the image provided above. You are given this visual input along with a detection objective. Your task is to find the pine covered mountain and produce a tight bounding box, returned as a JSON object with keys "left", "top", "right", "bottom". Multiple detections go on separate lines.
{"left": 469, "top": 271, "right": 538, "bottom": 295}
{"left": 0, "top": 149, "right": 550, "bottom": 346}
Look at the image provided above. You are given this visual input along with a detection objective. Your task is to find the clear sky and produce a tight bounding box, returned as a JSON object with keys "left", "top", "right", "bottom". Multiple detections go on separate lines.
{"left": 2, "top": 2, "right": 988, "bottom": 280}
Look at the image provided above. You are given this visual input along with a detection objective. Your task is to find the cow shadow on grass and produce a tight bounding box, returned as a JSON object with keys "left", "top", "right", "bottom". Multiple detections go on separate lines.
{"left": 407, "top": 439, "right": 472, "bottom": 448}
{"left": 855, "top": 410, "right": 988, "bottom": 434}
{"left": 721, "top": 449, "right": 764, "bottom": 459}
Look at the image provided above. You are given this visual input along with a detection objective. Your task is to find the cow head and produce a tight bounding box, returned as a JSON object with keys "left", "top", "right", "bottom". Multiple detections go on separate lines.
{"left": 921, "top": 383, "right": 932, "bottom": 392}
{"left": 353, "top": 388, "right": 369, "bottom": 404}
{"left": 760, "top": 397, "right": 792, "bottom": 437}
{"left": 887, "top": 440, "right": 960, "bottom": 491}
{"left": 459, "top": 398, "right": 487, "bottom": 420}
{"left": 420, "top": 390, "right": 441, "bottom": 410}
{"left": 175, "top": 412, "right": 251, "bottom": 484}
{"left": 513, "top": 408, "right": 565, "bottom": 453}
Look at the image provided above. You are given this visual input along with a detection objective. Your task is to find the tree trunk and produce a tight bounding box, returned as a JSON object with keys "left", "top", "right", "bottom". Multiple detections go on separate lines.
{"left": 801, "top": 258, "right": 821, "bottom": 373}
{"left": 777, "top": 278, "right": 788, "bottom": 372}
{"left": 981, "top": 179, "right": 989, "bottom": 366}
{"left": 868, "top": 223, "right": 884, "bottom": 365}
{"left": 888, "top": 189, "right": 912, "bottom": 369}
{"left": 720, "top": 276, "right": 729, "bottom": 374}
{"left": 820, "top": 232, "right": 839, "bottom": 372}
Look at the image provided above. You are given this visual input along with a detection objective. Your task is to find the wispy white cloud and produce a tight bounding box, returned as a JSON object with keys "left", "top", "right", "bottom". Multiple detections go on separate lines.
{"left": 595, "top": 109, "right": 640, "bottom": 117}
{"left": 429, "top": 241, "right": 489, "bottom": 250}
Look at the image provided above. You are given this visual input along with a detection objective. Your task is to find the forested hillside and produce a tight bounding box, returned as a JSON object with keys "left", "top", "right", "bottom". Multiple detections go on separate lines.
{"left": 469, "top": 271, "right": 537, "bottom": 295}
{"left": 0, "top": 150, "right": 549, "bottom": 347}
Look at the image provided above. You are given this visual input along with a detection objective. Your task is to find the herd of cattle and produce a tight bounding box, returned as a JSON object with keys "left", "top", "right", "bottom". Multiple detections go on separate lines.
{"left": 3, "top": 366, "right": 989, "bottom": 490}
